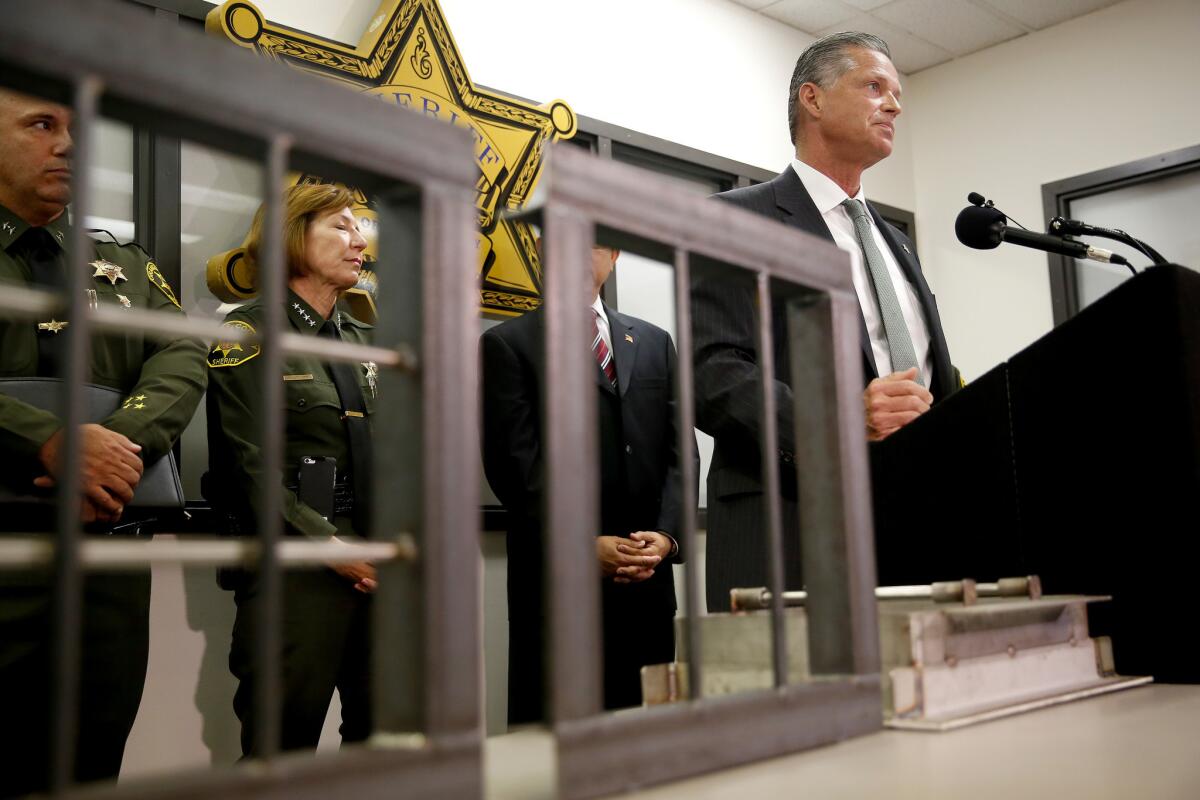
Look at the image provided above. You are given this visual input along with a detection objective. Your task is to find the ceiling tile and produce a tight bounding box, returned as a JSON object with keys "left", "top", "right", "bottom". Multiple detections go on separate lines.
{"left": 872, "top": 0, "right": 1026, "bottom": 55}
{"left": 762, "top": 0, "right": 859, "bottom": 32}
{"left": 726, "top": 0, "right": 779, "bottom": 10}
{"left": 839, "top": 0, "right": 893, "bottom": 9}
{"left": 815, "top": 13, "right": 953, "bottom": 73}
{"left": 975, "top": 0, "right": 1122, "bottom": 30}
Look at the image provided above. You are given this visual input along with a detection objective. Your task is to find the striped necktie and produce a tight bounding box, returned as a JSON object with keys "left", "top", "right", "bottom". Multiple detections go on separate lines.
{"left": 591, "top": 308, "right": 617, "bottom": 389}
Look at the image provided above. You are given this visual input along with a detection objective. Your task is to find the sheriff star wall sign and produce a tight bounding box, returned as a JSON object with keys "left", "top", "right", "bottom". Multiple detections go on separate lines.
{"left": 206, "top": 0, "right": 576, "bottom": 317}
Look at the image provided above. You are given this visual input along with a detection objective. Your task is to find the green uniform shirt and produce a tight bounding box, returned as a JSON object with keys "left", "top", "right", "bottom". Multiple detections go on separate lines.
{"left": 205, "top": 290, "right": 377, "bottom": 539}
{"left": 0, "top": 203, "right": 207, "bottom": 471}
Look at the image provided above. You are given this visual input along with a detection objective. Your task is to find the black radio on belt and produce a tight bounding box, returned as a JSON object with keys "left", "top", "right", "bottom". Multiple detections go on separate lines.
{"left": 297, "top": 456, "right": 337, "bottom": 522}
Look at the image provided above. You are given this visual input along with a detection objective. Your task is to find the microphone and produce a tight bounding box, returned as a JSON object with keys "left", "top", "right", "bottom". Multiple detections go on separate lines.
{"left": 956, "top": 205, "right": 1131, "bottom": 266}
{"left": 966, "top": 191, "right": 990, "bottom": 208}
{"left": 1050, "top": 215, "right": 1167, "bottom": 266}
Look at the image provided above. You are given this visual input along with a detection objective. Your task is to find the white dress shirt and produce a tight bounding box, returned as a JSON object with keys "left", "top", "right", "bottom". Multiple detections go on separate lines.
{"left": 790, "top": 159, "right": 933, "bottom": 386}
{"left": 590, "top": 294, "right": 613, "bottom": 354}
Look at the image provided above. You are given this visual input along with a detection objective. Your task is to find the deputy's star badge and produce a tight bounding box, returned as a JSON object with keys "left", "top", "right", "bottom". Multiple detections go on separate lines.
{"left": 37, "top": 319, "right": 69, "bottom": 333}
{"left": 91, "top": 259, "right": 126, "bottom": 285}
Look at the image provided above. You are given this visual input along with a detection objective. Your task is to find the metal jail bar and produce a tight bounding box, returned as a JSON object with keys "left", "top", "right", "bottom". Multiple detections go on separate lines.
{"left": 523, "top": 144, "right": 882, "bottom": 800}
{"left": 0, "top": 0, "right": 481, "bottom": 797}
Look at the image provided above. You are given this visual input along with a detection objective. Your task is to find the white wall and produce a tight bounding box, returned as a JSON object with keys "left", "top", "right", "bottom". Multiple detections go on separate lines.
{"left": 903, "top": 0, "right": 1200, "bottom": 379}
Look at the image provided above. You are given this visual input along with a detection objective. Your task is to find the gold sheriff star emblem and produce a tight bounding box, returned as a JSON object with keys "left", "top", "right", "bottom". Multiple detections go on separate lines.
{"left": 207, "top": 0, "right": 576, "bottom": 316}
{"left": 37, "top": 319, "right": 69, "bottom": 333}
{"left": 91, "top": 259, "right": 127, "bottom": 285}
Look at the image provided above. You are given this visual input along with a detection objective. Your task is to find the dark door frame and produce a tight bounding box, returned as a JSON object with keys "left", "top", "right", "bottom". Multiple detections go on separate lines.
{"left": 1042, "top": 142, "right": 1200, "bottom": 325}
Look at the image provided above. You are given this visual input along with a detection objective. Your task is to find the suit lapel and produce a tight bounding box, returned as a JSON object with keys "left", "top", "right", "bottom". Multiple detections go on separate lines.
{"left": 772, "top": 167, "right": 835, "bottom": 245}
{"left": 605, "top": 304, "right": 637, "bottom": 397}
{"left": 773, "top": 167, "right": 876, "bottom": 378}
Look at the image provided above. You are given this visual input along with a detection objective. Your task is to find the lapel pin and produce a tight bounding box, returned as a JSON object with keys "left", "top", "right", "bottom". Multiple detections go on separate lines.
{"left": 901, "top": 243, "right": 911, "bottom": 254}
{"left": 624, "top": 333, "right": 634, "bottom": 343}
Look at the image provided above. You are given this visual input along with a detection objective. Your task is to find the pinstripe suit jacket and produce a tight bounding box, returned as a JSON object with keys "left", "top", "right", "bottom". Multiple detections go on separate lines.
{"left": 695, "top": 166, "right": 955, "bottom": 610}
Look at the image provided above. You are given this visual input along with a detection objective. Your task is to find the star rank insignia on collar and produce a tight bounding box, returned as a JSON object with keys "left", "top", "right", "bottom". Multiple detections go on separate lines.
{"left": 122, "top": 393, "right": 148, "bottom": 410}
{"left": 292, "top": 302, "right": 317, "bottom": 328}
{"left": 1, "top": 222, "right": 14, "bottom": 236}
{"left": 37, "top": 319, "right": 69, "bottom": 333}
{"left": 91, "top": 259, "right": 127, "bottom": 285}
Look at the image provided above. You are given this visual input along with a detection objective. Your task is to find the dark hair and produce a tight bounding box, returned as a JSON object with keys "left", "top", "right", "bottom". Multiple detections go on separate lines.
{"left": 787, "top": 32, "right": 891, "bottom": 144}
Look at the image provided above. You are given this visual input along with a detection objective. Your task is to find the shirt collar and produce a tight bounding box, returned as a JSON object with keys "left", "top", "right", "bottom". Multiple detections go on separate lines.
{"left": 287, "top": 289, "right": 328, "bottom": 335}
{"left": 590, "top": 294, "right": 607, "bottom": 325}
{"left": 789, "top": 158, "right": 868, "bottom": 216}
{"left": 0, "top": 204, "right": 71, "bottom": 252}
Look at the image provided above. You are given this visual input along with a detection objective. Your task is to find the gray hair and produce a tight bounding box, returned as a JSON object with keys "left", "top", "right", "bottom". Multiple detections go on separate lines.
{"left": 787, "top": 32, "right": 891, "bottom": 144}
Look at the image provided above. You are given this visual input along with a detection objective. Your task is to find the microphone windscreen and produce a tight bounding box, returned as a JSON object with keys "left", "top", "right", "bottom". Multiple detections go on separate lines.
{"left": 955, "top": 205, "right": 1006, "bottom": 250}
{"left": 967, "top": 191, "right": 986, "bottom": 207}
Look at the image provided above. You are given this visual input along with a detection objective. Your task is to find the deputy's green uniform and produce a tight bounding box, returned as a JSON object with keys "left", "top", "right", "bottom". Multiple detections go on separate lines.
{"left": 205, "top": 289, "right": 377, "bottom": 755}
{"left": 0, "top": 203, "right": 207, "bottom": 796}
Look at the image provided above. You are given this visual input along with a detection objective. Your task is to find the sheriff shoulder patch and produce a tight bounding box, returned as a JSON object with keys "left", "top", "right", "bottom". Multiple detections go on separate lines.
{"left": 146, "top": 261, "right": 181, "bottom": 309}
{"left": 208, "top": 320, "right": 260, "bottom": 368}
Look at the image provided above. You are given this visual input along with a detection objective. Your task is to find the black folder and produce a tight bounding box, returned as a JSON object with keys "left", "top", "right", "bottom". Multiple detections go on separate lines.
{"left": 0, "top": 378, "right": 185, "bottom": 509}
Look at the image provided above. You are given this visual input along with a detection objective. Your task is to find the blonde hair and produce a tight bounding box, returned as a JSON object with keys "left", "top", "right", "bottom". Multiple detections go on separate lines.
{"left": 243, "top": 183, "right": 356, "bottom": 279}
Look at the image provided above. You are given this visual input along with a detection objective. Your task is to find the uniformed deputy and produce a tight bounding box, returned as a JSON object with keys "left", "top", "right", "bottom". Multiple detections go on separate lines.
{"left": 0, "top": 89, "right": 207, "bottom": 796}
{"left": 205, "top": 183, "right": 378, "bottom": 756}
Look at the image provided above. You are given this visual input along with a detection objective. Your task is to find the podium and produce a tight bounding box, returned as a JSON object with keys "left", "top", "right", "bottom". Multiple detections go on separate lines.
{"left": 872, "top": 265, "right": 1200, "bottom": 682}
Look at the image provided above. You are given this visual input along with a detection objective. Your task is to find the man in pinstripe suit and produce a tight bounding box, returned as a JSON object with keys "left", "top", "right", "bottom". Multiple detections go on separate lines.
{"left": 695, "top": 32, "right": 958, "bottom": 611}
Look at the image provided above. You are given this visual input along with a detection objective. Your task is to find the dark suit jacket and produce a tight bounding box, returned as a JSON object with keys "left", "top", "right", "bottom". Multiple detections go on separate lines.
{"left": 694, "top": 165, "right": 956, "bottom": 609}
{"left": 481, "top": 304, "right": 690, "bottom": 621}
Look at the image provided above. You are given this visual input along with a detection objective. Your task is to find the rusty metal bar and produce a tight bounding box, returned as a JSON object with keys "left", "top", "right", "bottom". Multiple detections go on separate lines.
{"left": 524, "top": 146, "right": 880, "bottom": 800}
{"left": 250, "top": 134, "right": 290, "bottom": 760}
{"left": 0, "top": 283, "right": 58, "bottom": 317}
{"left": 672, "top": 248, "right": 704, "bottom": 700}
{"left": 543, "top": 208, "right": 603, "bottom": 723}
{"left": 48, "top": 74, "right": 101, "bottom": 796}
{"left": 788, "top": 293, "right": 881, "bottom": 675}
{"left": 754, "top": 272, "right": 789, "bottom": 688}
{"left": 0, "top": 1, "right": 484, "bottom": 797}
{"left": 0, "top": 538, "right": 410, "bottom": 570}
{"left": 369, "top": 186, "right": 426, "bottom": 736}
{"left": 417, "top": 181, "right": 481, "bottom": 738}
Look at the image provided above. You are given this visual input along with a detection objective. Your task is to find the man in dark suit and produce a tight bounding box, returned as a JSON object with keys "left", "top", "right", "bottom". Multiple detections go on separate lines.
{"left": 482, "top": 246, "right": 689, "bottom": 724}
{"left": 695, "top": 32, "right": 958, "bottom": 611}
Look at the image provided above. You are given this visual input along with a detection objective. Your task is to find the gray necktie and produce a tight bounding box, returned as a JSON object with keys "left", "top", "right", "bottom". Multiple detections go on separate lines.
{"left": 841, "top": 198, "right": 921, "bottom": 384}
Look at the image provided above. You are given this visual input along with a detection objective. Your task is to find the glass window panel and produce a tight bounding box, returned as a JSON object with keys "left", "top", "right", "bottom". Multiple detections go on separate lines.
{"left": 177, "top": 142, "right": 263, "bottom": 500}
{"left": 83, "top": 118, "right": 134, "bottom": 242}
{"left": 1071, "top": 168, "right": 1200, "bottom": 308}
